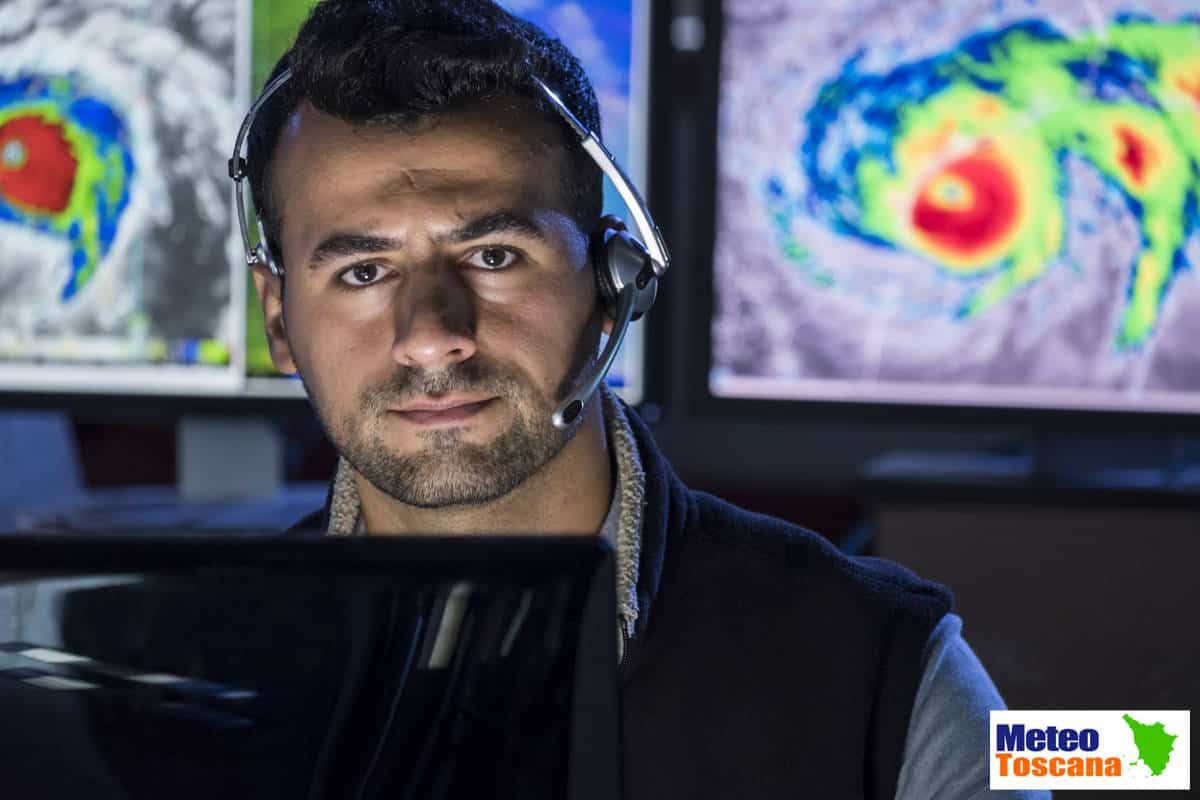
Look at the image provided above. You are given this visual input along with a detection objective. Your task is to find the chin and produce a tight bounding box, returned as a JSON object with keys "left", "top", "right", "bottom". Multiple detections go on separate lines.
{"left": 384, "top": 419, "right": 496, "bottom": 450}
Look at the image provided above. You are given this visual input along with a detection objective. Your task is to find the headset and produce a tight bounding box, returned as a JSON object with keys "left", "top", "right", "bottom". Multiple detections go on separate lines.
{"left": 228, "top": 69, "right": 669, "bottom": 429}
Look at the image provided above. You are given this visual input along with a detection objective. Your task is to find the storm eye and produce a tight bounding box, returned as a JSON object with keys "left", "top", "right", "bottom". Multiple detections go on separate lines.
{"left": 1, "top": 139, "right": 26, "bottom": 169}
{"left": 0, "top": 114, "right": 80, "bottom": 214}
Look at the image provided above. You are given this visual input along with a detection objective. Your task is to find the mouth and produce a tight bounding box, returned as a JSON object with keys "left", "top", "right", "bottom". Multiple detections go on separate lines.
{"left": 389, "top": 396, "right": 496, "bottom": 426}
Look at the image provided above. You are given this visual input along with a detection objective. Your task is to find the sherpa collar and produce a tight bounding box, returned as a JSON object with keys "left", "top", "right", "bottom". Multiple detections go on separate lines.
{"left": 322, "top": 385, "right": 647, "bottom": 640}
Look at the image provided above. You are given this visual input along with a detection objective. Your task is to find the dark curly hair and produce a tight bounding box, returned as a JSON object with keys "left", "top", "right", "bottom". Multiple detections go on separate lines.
{"left": 245, "top": 0, "right": 603, "bottom": 270}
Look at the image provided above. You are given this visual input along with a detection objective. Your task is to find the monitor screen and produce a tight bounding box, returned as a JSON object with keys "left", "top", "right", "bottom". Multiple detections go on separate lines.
{"left": 0, "top": 0, "right": 243, "bottom": 395}
{"left": 0, "top": 535, "right": 619, "bottom": 800}
{"left": 1, "top": 0, "right": 651, "bottom": 405}
{"left": 711, "top": 0, "right": 1200, "bottom": 415}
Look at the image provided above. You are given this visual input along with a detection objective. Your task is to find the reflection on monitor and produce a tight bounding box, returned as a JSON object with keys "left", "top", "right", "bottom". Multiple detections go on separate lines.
{"left": 244, "top": 0, "right": 650, "bottom": 403}
{"left": 712, "top": 0, "right": 1200, "bottom": 414}
{"left": 0, "top": 0, "right": 242, "bottom": 395}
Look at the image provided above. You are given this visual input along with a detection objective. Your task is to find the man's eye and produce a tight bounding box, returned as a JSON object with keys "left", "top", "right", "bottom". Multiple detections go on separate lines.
{"left": 467, "top": 247, "right": 518, "bottom": 270}
{"left": 339, "top": 262, "right": 388, "bottom": 287}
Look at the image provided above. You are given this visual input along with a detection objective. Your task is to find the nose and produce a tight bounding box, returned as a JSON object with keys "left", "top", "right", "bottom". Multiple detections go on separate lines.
{"left": 391, "top": 264, "right": 477, "bottom": 371}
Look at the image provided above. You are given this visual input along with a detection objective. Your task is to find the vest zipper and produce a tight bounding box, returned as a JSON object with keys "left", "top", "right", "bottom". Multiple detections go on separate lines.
{"left": 617, "top": 617, "right": 630, "bottom": 674}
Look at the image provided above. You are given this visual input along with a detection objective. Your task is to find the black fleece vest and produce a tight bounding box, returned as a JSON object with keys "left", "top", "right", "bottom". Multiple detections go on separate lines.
{"left": 611, "top": 408, "right": 952, "bottom": 800}
{"left": 290, "top": 405, "right": 953, "bottom": 799}
{"left": 617, "top": 490, "right": 951, "bottom": 800}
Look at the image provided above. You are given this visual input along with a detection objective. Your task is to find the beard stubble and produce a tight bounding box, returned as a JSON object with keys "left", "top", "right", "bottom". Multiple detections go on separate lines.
{"left": 302, "top": 312, "right": 602, "bottom": 509}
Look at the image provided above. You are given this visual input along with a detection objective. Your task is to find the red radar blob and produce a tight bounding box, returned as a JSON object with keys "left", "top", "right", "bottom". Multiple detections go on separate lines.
{"left": 0, "top": 115, "right": 79, "bottom": 213}
{"left": 911, "top": 150, "right": 1019, "bottom": 261}
{"left": 1115, "top": 125, "right": 1153, "bottom": 187}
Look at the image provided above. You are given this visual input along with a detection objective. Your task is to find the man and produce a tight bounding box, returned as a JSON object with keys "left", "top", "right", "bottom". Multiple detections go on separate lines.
{"left": 245, "top": 1, "right": 1036, "bottom": 797}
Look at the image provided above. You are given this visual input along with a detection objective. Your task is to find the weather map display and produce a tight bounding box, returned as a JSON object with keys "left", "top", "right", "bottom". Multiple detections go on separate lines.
{"left": 245, "top": 0, "right": 650, "bottom": 403}
{"left": 713, "top": 0, "right": 1200, "bottom": 414}
{"left": 0, "top": 0, "right": 242, "bottom": 395}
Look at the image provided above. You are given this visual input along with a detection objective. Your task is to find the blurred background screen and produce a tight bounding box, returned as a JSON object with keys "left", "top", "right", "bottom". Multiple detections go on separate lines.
{"left": 710, "top": 0, "right": 1200, "bottom": 415}
{"left": 0, "top": 0, "right": 242, "bottom": 396}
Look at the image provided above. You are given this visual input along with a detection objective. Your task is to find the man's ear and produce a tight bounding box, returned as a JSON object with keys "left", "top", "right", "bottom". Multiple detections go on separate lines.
{"left": 591, "top": 215, "right": 629, "bottom": 337}
{"left": 250, "top": 264, "right": 298, "bottom": 375}
{"left": 601, "top": 310, "right": 615, "bottom": 336}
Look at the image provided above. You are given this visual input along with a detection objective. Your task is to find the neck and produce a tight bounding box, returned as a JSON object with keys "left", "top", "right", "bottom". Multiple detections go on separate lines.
{"left": 355, "top": 396, "right": 613, "bottom": 536}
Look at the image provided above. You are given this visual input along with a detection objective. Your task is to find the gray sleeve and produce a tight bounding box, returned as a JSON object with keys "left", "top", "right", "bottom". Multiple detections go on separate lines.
{"left": 893, "top": 613, "right": 1051, "bottom": 800}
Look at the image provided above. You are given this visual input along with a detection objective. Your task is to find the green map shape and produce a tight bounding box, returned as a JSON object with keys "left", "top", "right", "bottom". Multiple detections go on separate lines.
{"left": 1122, "top": 713, "right": 1178, "bottom": 777}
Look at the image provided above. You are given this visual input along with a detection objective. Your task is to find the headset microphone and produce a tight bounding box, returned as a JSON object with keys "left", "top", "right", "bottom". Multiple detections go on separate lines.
{"left": 552, "top": 230, "right": 657, "bottom": 427}
{"left": 229, "top": 71, "right": 669, "bottom": 429}
{"left": 530, "top": 79, "right": 669, "bottom": 429}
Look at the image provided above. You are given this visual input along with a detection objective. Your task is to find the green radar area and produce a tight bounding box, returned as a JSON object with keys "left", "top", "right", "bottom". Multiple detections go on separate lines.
{"left": 793, "top": 16, "right": 1200, "bottom": 349}
{"left": 1122, "top": 713, "right": 1179, "bottom": 777}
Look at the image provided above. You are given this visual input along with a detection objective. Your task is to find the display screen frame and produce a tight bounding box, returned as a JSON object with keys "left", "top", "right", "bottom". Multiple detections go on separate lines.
{"left": 643, "top": 0, "right": 1200, "bottom": 436}
{"left": 0, "top": 0, "right": 251, "bottom": 402}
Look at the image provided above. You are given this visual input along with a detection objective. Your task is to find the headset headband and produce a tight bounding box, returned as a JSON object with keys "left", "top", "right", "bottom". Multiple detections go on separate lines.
{"left": 227, "top": 68, "right": 669, "bottom": 278}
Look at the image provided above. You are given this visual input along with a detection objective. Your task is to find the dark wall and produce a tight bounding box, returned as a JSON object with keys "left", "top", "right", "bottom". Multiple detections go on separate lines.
{"left": 875, "top": 500, "right": 1197, "bottom": 797}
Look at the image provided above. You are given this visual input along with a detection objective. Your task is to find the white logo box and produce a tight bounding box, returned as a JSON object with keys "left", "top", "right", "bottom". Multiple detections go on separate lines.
{"left": 990, "top": 710, "right": 1190, "bottom": 791}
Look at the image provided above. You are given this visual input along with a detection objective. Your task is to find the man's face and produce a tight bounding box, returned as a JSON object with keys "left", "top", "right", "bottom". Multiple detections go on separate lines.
{"left": 260, "top": 98, "right": 604, "bottom": 508}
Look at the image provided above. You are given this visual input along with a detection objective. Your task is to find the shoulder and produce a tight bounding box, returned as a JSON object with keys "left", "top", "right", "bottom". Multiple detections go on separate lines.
{"left": 896, "top": 614, "right": 1049, "bottom": 800}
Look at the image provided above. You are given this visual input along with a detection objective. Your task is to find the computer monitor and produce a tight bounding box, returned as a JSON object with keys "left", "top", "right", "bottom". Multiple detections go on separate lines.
{"left": 0, "top": 0, "right": 244, "bottom": 397}
{"left": 705, "top": 1, "right": 1200, "bottom": 418}
{"left": 1, "top": 0, "right": 653, "bottom": 406}
{"left": 0, "top": 533, "right": 620, "bottom": 799}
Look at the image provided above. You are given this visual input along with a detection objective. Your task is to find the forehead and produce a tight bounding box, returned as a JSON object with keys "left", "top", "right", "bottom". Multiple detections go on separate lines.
{"left": 269, "top": 98, "right": 572, "bottom": 245}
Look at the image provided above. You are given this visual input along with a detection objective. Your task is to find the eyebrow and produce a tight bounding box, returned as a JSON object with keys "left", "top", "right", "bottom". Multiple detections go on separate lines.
{"left": 308, "top": 233, "right": 403, "bottom": 270}
{"left": 444, "top": 211, "right": 548, "bottom": 244}
{"left": 306, "top": 211, "right": 548, "bottom": 270}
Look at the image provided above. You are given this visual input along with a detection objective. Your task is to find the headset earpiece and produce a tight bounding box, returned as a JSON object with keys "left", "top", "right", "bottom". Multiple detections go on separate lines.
{"left": 263, "top": 248, "right": 283, "bottom": 279}
{"left": 594, "top": 227, "right": 657, "bottom": 321}
{"left": 253, "top": 216, "right": 283, "bottom": 278}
